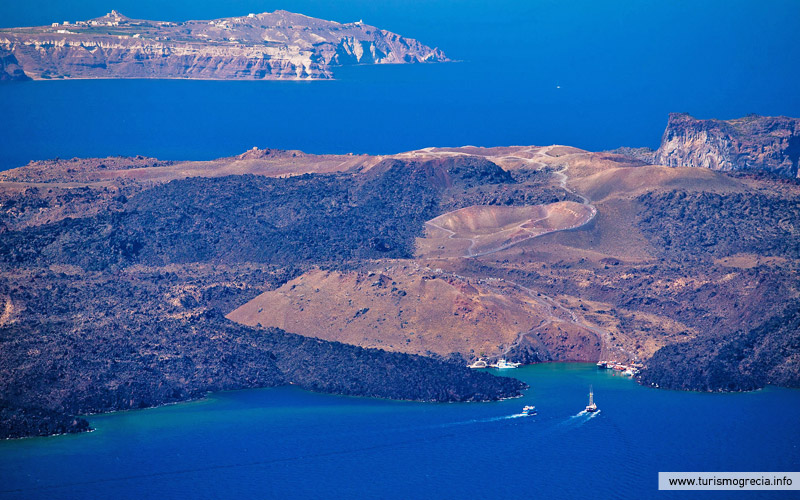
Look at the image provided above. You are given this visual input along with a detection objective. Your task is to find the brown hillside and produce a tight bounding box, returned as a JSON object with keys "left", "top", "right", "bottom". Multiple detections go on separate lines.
{"left": 417, "top": 202, "right": 594, "bottom": 259}
{"left": 226, "top": 265, "right": 602, "bottom": 362}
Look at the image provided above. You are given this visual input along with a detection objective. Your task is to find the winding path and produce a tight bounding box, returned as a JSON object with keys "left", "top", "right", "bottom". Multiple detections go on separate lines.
{"left": 422, "top": 145, "right": 597, "bottom": 259}
{"left": 411, "top": 146, "right": 634, "bottom": 362}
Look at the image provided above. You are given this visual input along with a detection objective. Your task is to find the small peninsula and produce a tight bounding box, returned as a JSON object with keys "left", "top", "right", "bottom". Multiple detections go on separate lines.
{"left": 0, "top": 10, "right": 448, "bottom": 81}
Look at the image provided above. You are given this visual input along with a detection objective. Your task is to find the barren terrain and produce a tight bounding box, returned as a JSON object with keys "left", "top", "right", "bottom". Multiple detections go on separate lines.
{"left": 2, "top": 130, "right": 799, "bottom": 438}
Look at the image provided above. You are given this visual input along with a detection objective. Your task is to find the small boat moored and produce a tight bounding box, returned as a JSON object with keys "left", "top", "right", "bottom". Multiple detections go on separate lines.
{"left": 492, "top": 359, "right": 521, "bottom": 369}
{"left": 522, "top": 405, "right": 537, "bottom": 416}
{"left": 597, "top": 360, "right": 640, "bottom": 376}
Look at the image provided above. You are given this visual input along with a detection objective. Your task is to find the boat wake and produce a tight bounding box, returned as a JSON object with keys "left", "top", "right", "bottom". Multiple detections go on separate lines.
{"left": 559, "top": 409, "right": 600, "bottom": 428}
{"left": 574, "top": 410, "right": 600, "bottom": 425}
{"left": 463, "top": 412, "right": 530, "bottom": 424}
{"left": 436, "top": 412, "right": 531, "bottom": 429}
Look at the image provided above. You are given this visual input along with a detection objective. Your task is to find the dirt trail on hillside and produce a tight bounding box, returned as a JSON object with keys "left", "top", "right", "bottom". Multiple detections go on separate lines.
{"left": 409, "top": 146, "right": 633, "bottom": 362}
{"left": 417, "top": 146, "right": 597, "bottom": 259}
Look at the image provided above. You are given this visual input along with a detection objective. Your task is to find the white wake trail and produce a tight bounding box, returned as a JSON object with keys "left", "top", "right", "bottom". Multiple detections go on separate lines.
{"left": 435, "top": 412, "right": 532, "bottom": 429}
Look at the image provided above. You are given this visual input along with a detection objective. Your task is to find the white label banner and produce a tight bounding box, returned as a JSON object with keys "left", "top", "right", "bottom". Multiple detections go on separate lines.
{"left": 659, "top": 472, "right": 800, "bottom": 490}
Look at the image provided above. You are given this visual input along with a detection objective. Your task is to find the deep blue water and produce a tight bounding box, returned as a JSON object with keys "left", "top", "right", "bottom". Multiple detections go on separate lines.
{"left": 1, "top": 364, "right": 798, "bottom": 499}
{"left": 1, "top": 0, "right": 799, "bottom": 169}
{"left": 2, "top": 2, "right": 800, "bottom": 497}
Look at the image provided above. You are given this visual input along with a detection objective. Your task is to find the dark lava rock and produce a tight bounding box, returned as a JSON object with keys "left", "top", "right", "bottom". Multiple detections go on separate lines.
{"left": 640, "top": 302, "right": 800, "bottom": 392}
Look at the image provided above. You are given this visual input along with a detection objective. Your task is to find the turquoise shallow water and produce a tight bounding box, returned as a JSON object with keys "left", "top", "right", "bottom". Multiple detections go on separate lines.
{"left": 1, "top": 364, "right": 798, "bottom": 499}
{"left": 1, "top": 0, "right": 799, "bottom": 169}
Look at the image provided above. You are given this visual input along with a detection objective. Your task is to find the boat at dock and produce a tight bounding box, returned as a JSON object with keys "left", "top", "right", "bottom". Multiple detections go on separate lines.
{"left": 492, "top": 359, "right": 521, "bottom": 369}
{"left": 597, "top": 360, "right": 639, "bottom": 376}
{"left": 585, "top": 386, "right": 598, "bottom": 413}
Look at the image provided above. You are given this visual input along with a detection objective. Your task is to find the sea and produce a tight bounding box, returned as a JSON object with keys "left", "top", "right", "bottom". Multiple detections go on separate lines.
{"left": 1, "top": 364, "right": 799, "bottom": 499}
{"left": 1, "top": 0, "right": 799, "bottom": 170}
{"left": 1, "top": 1, "right": 800, "bottom": 498}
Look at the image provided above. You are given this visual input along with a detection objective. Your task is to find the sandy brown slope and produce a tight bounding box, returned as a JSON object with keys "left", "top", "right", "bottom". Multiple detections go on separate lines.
{"left": 417, "top": 201, "right": 594, "bottom": 259}
{"left": 226, "top": 265, "right": 602, "bottom": 362}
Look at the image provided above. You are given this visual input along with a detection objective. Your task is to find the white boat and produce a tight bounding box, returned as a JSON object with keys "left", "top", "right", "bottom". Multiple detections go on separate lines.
{"left": 493, "top": 359, "right": 521, "bottom": 369}
{"left": 522, "top": 405, "right": 537, "bottom": 416}
{"left": 585, "top": 386, "right": 598, "bottom": 413}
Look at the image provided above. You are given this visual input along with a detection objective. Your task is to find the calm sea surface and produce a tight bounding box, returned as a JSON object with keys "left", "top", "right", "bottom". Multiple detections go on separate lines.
{"left": 1, "top": 364, "right": 798, "bottom": 499}
{"left": 1, "top": 2, "right": 799, "bottom": 497}
{"left": 1, "top": 0, "right": 799, "bottom": 169}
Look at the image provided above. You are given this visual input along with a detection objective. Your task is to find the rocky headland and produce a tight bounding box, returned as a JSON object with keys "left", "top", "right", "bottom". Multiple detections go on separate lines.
{"left": 0, "top": 10, "right": 447, "bottom": 81}
{"left": 618, "top": 113, "right": 800, "bottom": 178}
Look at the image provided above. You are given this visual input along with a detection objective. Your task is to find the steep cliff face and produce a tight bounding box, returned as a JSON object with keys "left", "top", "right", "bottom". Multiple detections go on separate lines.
{"left": 654, "top": 113, "right": 800, "bottom": 178}
{"left": 0, "top": 48, "right": 29, "bottom": 81}
{"left": 0, "top": 10, "right": 448, "bottom": 81}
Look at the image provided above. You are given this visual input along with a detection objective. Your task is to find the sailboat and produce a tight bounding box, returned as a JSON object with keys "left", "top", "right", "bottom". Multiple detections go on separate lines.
{"left": 585, "top": 386, "right": 598, "bottom": 413}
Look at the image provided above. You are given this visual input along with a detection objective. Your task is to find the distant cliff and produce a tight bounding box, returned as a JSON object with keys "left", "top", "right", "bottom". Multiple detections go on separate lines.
{"left": 0, "top": 10, "right": 448, "bottom": 81}
{"left": 654, "top": 113, "right": 800, "bottom": 178}
{"left": 0, "top": 50, "right": 28, "bottom": 81}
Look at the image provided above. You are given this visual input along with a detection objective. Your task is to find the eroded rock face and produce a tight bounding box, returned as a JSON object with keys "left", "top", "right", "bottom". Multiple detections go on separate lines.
{"left": 654, "top": 113, "right": 800, "bottom": 178}
{"left": 0, "top": 48, "right": 29, "bottom": 81}
{"left": 0, "top": 10, "right": 448, "bottom": 81}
